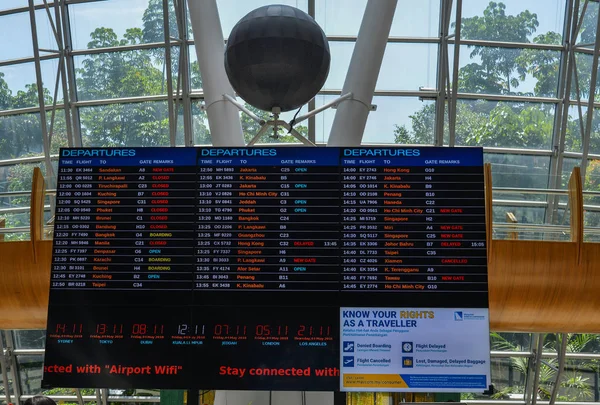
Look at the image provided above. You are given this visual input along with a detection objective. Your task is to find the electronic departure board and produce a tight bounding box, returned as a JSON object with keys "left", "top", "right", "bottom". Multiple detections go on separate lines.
{"left": 42, "top": 147, "right": 488, "bottom": 391}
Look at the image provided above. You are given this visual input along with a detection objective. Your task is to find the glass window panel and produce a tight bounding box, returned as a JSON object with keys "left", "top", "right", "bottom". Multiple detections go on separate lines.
{"left": 377, "top": 43, "right": 437, "bottom": 91}
{"left": 40, "top": 58, "right": 62, "bottom": 105}
{"left": 0, "top": 63, "right": 38, "bottom": 110}
{"left": 576, "top": 1, "right": 599, "bottom": 46}
{"left": 215, "top": 0, "right": 309, "bottom": 41}
{"left": 0, "top": 162, "right": 38, "bottom": 240}
{"left": 460, "top": 0, "right": 566, "bottom": 44}
{"left": 390, "top": 0, "right": 439, "bottom": 38}
{"left": 564, "top": 105, "right": 586, "bottom": 153}
{"left": 587, "top": 108, "right": 600, "bottom": 156}
{"left": 585, "top": 158, "right": 600, "bottom": 192}
{"left": 492, "top": 205, "right": 548, "bottom": 239}
{"left": 168, "top": 45, "right": 182, "bottom": 92}
{"left": 0, "top": 163, "right": 35, "bottom": 196}
{"left": 315, "top": 0, "right": 366, "bottom": 36}
{"left": 1, "top": 1, "right": 27, "bottom": 10}
{"left": 455, "top": 100, "right": 555, "bottom": 149}
{"left": 465, "top": 357, "right": 528, "bottom": 400}
{"left": 492, "top": 188, "right": 547, "bottom": 204}
{"left": 556, "top": 358, "right": 600, "bottom": 402}
{"left": 0, "top": 113, "right": 44, "bottom": 159}
{"left": 175, "top": 103, "right": 186, "bottom": 145}
{"left": 538, "top": 334, "right": 600, "bottom": 401}
{"left": 17, "top": 354, "right": 44, "bottom": 395}
{"left": 560, "top": 157, "right": 581, "bottom": 189}
{"left": 325, "top": 42, "right": 438, "bottom": 91}
{"left": 584, "top": 210, "right": 600, "bottom": 241}
{"left": 315, "top": 95, "right": 434, "bottom": 144}
{"left": 449, "top": 0, "right": 457, "bottom": 37}
{"left": 0, "top": 11, "right": 33, "bottom": 61}
{"left": 584, "top": 159, "right": 600, "bottom": 236}
{"left": 492, "top": 332, "right": 534, "bottom": 351}
{"left": 322, "top": 41, "right": 353, "bottom": 90}
{"left": 34, "top": 8, "right": 58, "bottom": 53}
{"left": 1, "top": 1, "right": 46, "bottom": 9}
{"left": 189, "top": 44, "right": 202, "bottom": 90}
{"left": 47, "top": 109, "right": 68, "bottom": 154}
{"left": 80, "top": 101, "right": 171, "bottom": 147}
{"left": 458, "top": 45, "right": 560, "bottom": 97}
{"left": 74, "top": 48, "right": 167, "bottom": 101}
{"left": 315, "top": 0, "right": 439, "bottom": 37}
{"left": 166, "top": 0, "right": 184, "bottom": 40}
{"left": 70, "top": 0, "right": 162, "bottom": 50}
{"left": 188, "top": 101, "right": 210, "bottom": 146}
{"left": 12, "top": 330, "right": 45, "bottom": 349}
{"left": 569, "top": 53, "right": 596, "bottom": 103}
{"left": 485, "top": 153, "right": 550, "bottom": 189}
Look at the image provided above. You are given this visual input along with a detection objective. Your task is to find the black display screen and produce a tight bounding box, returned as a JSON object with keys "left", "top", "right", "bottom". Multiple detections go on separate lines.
{"left": 42, "top": 146, "right": 487, "bottom": 390}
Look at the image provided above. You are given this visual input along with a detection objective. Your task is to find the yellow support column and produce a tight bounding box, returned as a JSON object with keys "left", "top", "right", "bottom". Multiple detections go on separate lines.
{"left": 29, "top": 167, "right": 46, "bottom": 262}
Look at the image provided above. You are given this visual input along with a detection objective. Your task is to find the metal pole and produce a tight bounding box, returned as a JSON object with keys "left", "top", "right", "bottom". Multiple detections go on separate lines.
{"left": 101, "top": 389, "right": 108, "bottom": 405}
{"left": 448, "top": 0, "right": 462, "bottom": 147}
{"left": 4, "top": 332, "right": 21, "bottom": 405}
{"left": 531, "top": 334, "right": 545, "bottom": 405}
{"left": 171, "top": 0, "right": 184, "bottom": 143}
{"left": 41, "top": 0, "right": 64, "bottom": 152}
{"left": 179, "top": 0, "right": 193, "bottom": 146}
{"left": 580, "top": 0, "right": 600, "bottom": 178}
{"left": 28, "top": 0, "right": 56, "bottom": 195}
{"left": 547, "top": 0, "right": 576, "bottom": 226}
{"left": 308, "top": 98, "right": 316, "bottom": 143}
{"left": 60, "top": 0, "right": 82, "bottom": 146}
{"left": 223, "top": 94, "right": 265, "bottom": 124}
{"left": 549, "top": 333, "right": 569, "bottom": 405}
{"left": 187, "top": 0, "right": 244, "bottom": 146}
{"left": 0, "top": 332, "right": 13, "bottom": 405}
{"left": 52, "top": 0, "right": 75, "bottom": 148}
{"left": 308, "top": 0, "right": 316, "bottom": 143}
{"left": 327, "top": 0, "right": 398, "bottom": 146}
{"left": 594, "top": 369, "right": 599, "bottom": 402}
{"left": 293, "top": 93, "right": 353, "bottom": 125}
{"left": 75, "top": 389, "right": 85, "bottom": 405}
{"left": 434, "top": 0, "right": 450, "bottom": 146}
{"left": 163, "top": 0, "right": 176, "bottom": 146}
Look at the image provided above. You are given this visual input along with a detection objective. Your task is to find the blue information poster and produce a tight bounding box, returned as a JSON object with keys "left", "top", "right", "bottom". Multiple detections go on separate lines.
{"left": 340, "top": 308, "right": 490, "bottom": 391}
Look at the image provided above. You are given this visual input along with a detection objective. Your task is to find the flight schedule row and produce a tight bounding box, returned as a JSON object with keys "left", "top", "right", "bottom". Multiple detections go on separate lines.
{"left": 50, "top": 147, "right": 487, "bottom": 306}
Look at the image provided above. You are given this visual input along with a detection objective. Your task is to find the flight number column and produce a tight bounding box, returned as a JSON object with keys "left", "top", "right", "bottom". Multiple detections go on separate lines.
{"left": 51, "top": 150, "right": 197, "bottom": 292}
{"left": 339, "top": 148, "right": 487, "bottom": 299}
{"left": 194, "top": 148, "right": 340, "bottom": 294}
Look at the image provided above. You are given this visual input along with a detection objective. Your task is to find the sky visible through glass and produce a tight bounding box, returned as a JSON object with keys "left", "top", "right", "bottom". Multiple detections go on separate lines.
{"left": 0, "top": 0, "right": 567, "bottom": 144}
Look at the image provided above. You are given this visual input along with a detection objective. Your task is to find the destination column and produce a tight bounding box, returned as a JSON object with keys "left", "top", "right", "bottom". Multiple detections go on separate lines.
{"left": 193, "top": 147, "right": 340, "bottom": 306}
{"left": 339, "top": 147, "right": 488, "bottom": 308}
{"left": 50, "top": 148, "right": 197, "bottom": 303}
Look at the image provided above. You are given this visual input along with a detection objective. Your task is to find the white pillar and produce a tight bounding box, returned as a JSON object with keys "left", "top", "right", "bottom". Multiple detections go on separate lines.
{"left": 327, "top": 0, "right": 398, "bottom": 146}
{"left": 188, "top": 0, "right": 245, "bottom": 146}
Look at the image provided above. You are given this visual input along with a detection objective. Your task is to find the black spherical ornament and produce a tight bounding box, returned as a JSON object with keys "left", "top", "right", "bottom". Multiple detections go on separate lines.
{"left": 224, "top": 4, "right": 330, "bottom": 112}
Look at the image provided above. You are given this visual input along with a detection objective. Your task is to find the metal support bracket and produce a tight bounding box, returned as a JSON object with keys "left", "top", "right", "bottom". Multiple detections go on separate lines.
{"left": 222, "top": 93, "right": 360, "bottom": 146}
